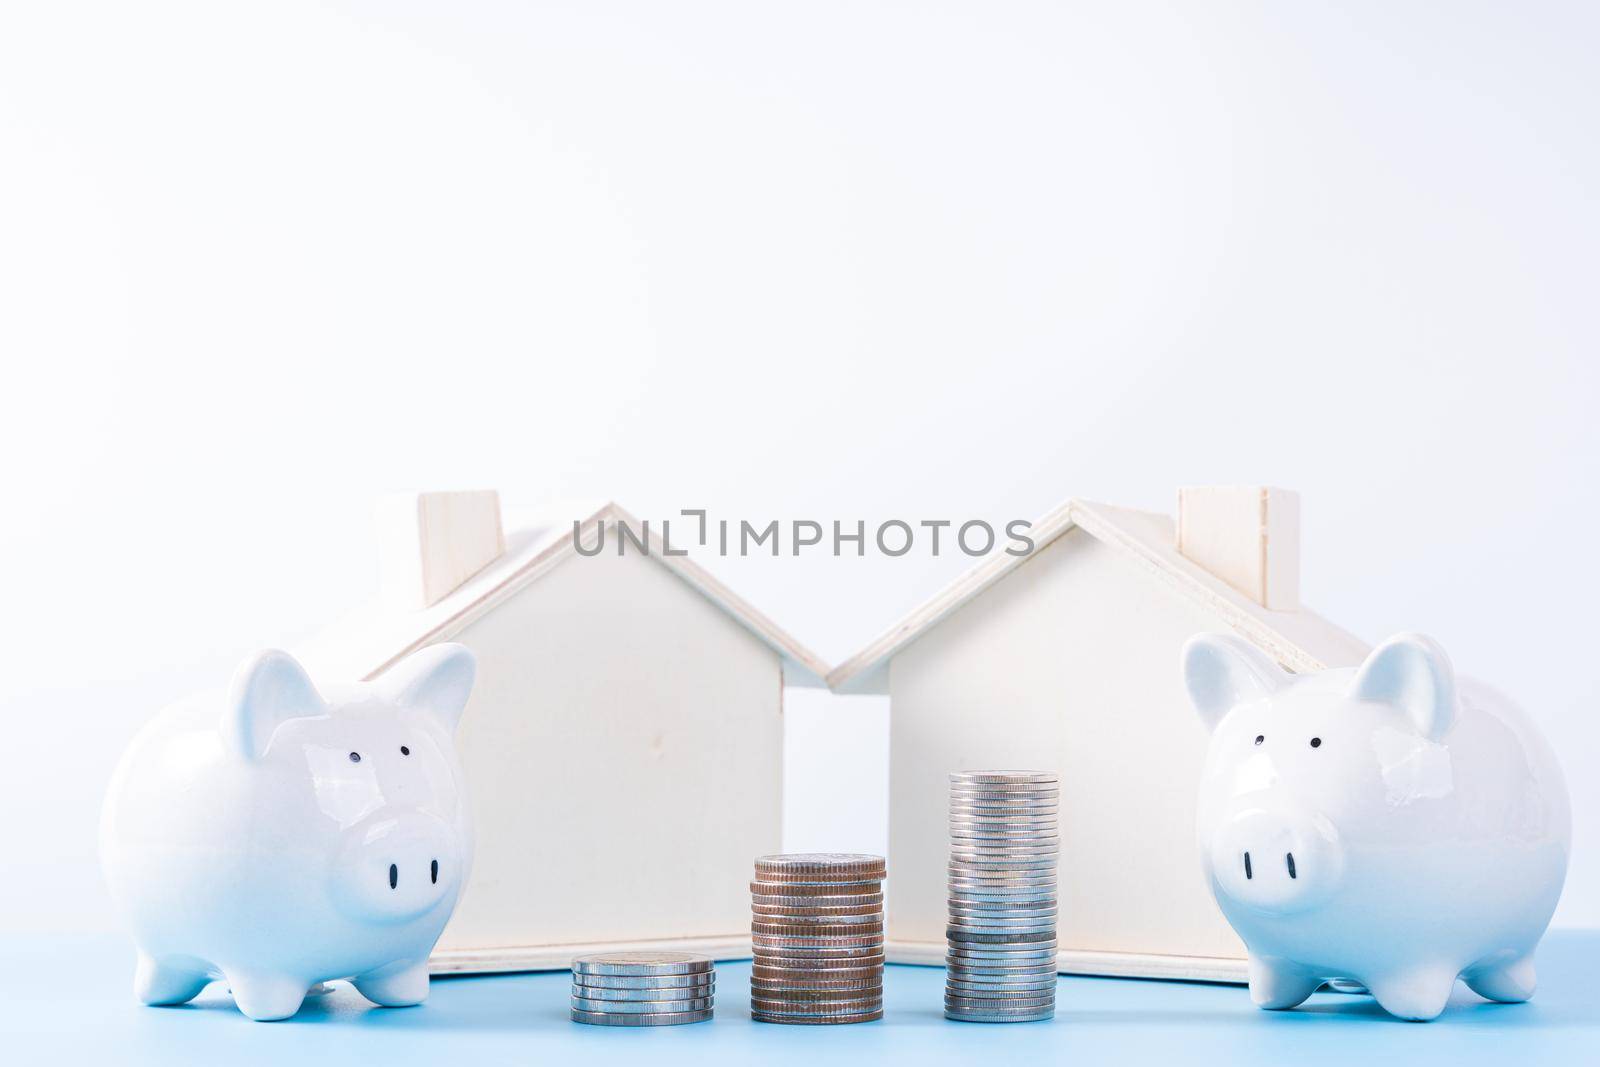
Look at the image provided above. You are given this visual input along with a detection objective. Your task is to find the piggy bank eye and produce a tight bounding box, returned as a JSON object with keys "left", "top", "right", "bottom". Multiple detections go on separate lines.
{"left": 400, "top": 745, "right": 411, "bottom": 756}
{"left": 1253, "top": 735, "right": 1264, "bottom": 746}
{"left": 348, "top": 751, "right": 361, "bottom": 763}
{"left": 1309, "top": 737, "right": 1322, "bottom": 749}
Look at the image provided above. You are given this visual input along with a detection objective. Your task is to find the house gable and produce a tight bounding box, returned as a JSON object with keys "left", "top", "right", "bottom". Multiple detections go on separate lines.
{"left": 886, "top": 526, "right": 1252, "bottom": 961}
{"left": 437, "top": 543, "right": 783, "bottom": 955}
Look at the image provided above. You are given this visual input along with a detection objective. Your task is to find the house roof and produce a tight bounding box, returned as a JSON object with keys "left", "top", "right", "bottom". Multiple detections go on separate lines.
{"left": 825, "top": 497, "right": 1369, "bottom": 695}
{"left": 297, "top": 501, "right": 831, "bottom": 688}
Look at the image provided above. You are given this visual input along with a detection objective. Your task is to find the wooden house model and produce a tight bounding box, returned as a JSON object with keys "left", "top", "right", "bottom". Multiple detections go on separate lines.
{"left": 827, "top": 486, "right": 1369, "bottom": 982}
{"left": 298, "top": 491, "right": 828, "bottom": 973}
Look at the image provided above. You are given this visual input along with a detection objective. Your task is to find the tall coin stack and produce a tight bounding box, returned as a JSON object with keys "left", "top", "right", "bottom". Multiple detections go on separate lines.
{"left": 749, "top": 853, "right": 886, "bottom": 1024}
{"left": 570, "top": 951, "right": 715, "bottom": 1026}
{"left": 945, "top": 771, "right": 1059, "bottom": 1023}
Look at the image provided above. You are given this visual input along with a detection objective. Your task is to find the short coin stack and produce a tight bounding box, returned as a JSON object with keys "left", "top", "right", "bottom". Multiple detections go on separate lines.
{"left": 749, "top": 853, "right": 886, "bottom": 1024}
{"left": 945, "top": 771, "right": 1059, "bottom": 1023}
{"left": 570, "top": 951, "right": 715, "bottom": 1026}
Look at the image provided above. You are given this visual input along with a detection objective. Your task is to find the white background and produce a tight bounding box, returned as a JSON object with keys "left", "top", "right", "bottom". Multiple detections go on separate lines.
{"left": 2, "top": 1, "right": 1596, "bottom": 936}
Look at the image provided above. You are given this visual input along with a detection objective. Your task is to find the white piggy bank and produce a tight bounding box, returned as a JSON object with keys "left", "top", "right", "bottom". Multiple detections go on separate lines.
{"left": 101, "top": 644, "right": 475, "bottom": 1020}
{"left": 1182, "top": 632, "right": 1569, "bottom": 1021}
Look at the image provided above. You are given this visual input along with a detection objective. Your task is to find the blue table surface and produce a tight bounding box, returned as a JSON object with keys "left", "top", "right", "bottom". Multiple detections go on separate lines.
{"left": 6, "top": 932, "right": 1596, "bottom": 1064}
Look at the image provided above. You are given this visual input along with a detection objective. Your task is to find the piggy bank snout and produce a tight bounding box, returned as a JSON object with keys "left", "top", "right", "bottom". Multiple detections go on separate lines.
{"left": 332, "top": 811, "right": 461, "bottom": 925}
{"left": 1210, "top": 805, "right": 1343, "bottom": 916}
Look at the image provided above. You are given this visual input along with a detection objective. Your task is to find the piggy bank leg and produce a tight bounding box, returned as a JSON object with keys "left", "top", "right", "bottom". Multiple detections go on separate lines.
{"left": 1247, "top": 954, "right": 1321, "bottom": 1010}
{"left": 1365, "top": 967, "right": 1456, "bottom": 1021}
{"left": 134, "top": 953, "right": 211, "bottom": 1006}
{"left": 1463, "top": 954, "right": 1536, "bottom": 1004}
{"left": 352, "top": 959, "right": 430, "bottom": 1008}
{"left": 223, "top": 970, "right": 308, "bottom": 1021}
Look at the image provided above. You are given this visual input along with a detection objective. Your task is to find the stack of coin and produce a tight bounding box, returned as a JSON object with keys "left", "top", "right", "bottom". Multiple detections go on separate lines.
{"left": 945, "top": 771, "right": 1059, "bottom": 1023}
{"left": 749, "top": 853, "right": 886, "bottom": 1024}
{"left": 570, "top": 951, "right": 715, "bottom": 1026}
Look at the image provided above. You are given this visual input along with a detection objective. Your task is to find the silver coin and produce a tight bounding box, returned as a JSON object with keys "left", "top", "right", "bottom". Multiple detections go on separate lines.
{"left": 947, "top": 910, "right": 1059, "bottom": 924}
{"left": 949, "top": 783, "right": 1059, "bottom": 795}
{"left": 752, "top": 958, "right": 884, "bottom": 971}
{"left": 945, "top": 975, "right": 1057, "bottom": 988}
{"left": 947, "top": 809, "right": 1062, "bottom": 819}
{"left": 951, "top": 810, "right": 1060, "bottom": 821}
{"left": 946, "top": 947, "right": 1057, "bottom": 961}
{"left": 948, "top": 915, "right": 1059, "bottom": 928}
{"left": 949, "top": 838, "right": 1060, "bottom": 851}
{"left": 948, "top": 883, "right": 1058, "bottom": 896}
{"left": 947, "top": 861, "right": 1059, "bottom": 872}
{"left": 945, "top": 1007, "right": 1055, "bottom": 1023}
{"left": 753, "top": 946, "right": 886, "bottom": 960}
{"left": 751, "top": 1009, "right": 882, "bottom": 1025}
{"left": 750, "top": 883, "right": 882, "bottom": 895}
{"left": 948, "top": 926, "right": 1058, "bottom": 939}
{"left": 752, "top": 922, "right": 885, "bottom": 935}
{"left": 571, "top": 996, "right": 715, "bottom": 1014}
{"left": 948, "top": 856, "right": 1060, "bottom": 871}
{"left": 948, "top": 888, "right": 1058, "bottom": 903}
{"left": 948, "top": 926, "right": 1057, "bottom": 942}
{"left": 752, "top": 953, "right": 885, "bottom": 967}
{"left": 950, "top": 770, "right": 1058, "bottom": 784}
{"left": 948, "top": 899, "right": 1058, "bottom": 910}
{"left": 949, "top": 784, "right": 1059, "bottom": 795}
{"left": 948, "top": 810, "right": 1061, "bottom": 821}
{"left": 572, "top": 1007, "right": 714, "bottom": 1026}
{"left": 750, "top": 998, "right": 884, "bottom": 1015}
{"left": 946, "top": 950, "right": 1059, "bottom": 964}
{"left": 751, "top": 893, "right": 884, "bottom": 908}
{"left": 754, "top": 854, "right": 886, "bottom": 878}
{"left": 573, "top": 971, "right": 716, "bottom": 990}
{"left": 940, "top": 921, "right": 1056, "bottom": 934}
{"left": 948, "top": 872, "right": 1059, "bottom": 885}
{"left": 751, "top": 909, "right": 883, "bottom": 923}
{"left": 571, "top": 951, "right": 714, "bottom": 976}
{"left": 946, "top": 966, "right": 1059, "bottom": 981}
{"left": 752, "top": 967, "right": 883, "bottom": 983}
{"left": 949, "top": 796, "right": 1060, "bottom": 808}
{"left": 949, "top": 900, "right": 1059, "bottom": 913}
{"left": 949, "top": 798, "right": 1060, "bottom": 807}
{"left": 750, "top": 980, "right": 883, "bottom": 995}
{"left": 949, "top": 833, "right": 1061, "bottom": 846}
{"left": 751, "top": 928, "right": 885, "bottom": 943}
{"left": 946, "top": 977, "right": 1058, "bottom": 993}
{"left": 945, "top": 994, "right": 1055, "bottom": 1010}
{"left": 752, "top": 946, "right": 886, "bottom": 956}
{"left": 751, "top": 906, "right": 883, "bottom": 918}
{"left": 570, "top": 983, "right": 713, "bottom": 1001}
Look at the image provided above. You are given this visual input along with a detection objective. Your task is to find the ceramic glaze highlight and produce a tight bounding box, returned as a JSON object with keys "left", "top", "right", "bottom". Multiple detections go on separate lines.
{"left": 100, "top": 644, "right": 476, "bottom": 1021}
{"left": 1183, "top": 632, "right": 1569, "bottom": 1021}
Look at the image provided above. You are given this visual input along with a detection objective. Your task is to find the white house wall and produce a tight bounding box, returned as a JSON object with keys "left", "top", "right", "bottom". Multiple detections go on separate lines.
{"left": 889, "top": 526, "right": 1246, "bottom": 966}
{"left": 434, "top": 545, "right": 783, "bottom": 958}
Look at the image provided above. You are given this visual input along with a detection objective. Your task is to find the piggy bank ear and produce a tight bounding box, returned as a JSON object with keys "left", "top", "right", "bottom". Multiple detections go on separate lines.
{"left": 377, "top": 643, "right": 476, "bottom": 733}
{"left": 1349, "top": 633, "right": 1456, "bottom": 741}
{"left": 223, "top": 649, "right": 327, "bottom": 760}
{"left": 1182, "top": 633, "right": 1289, "bottom": 732}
